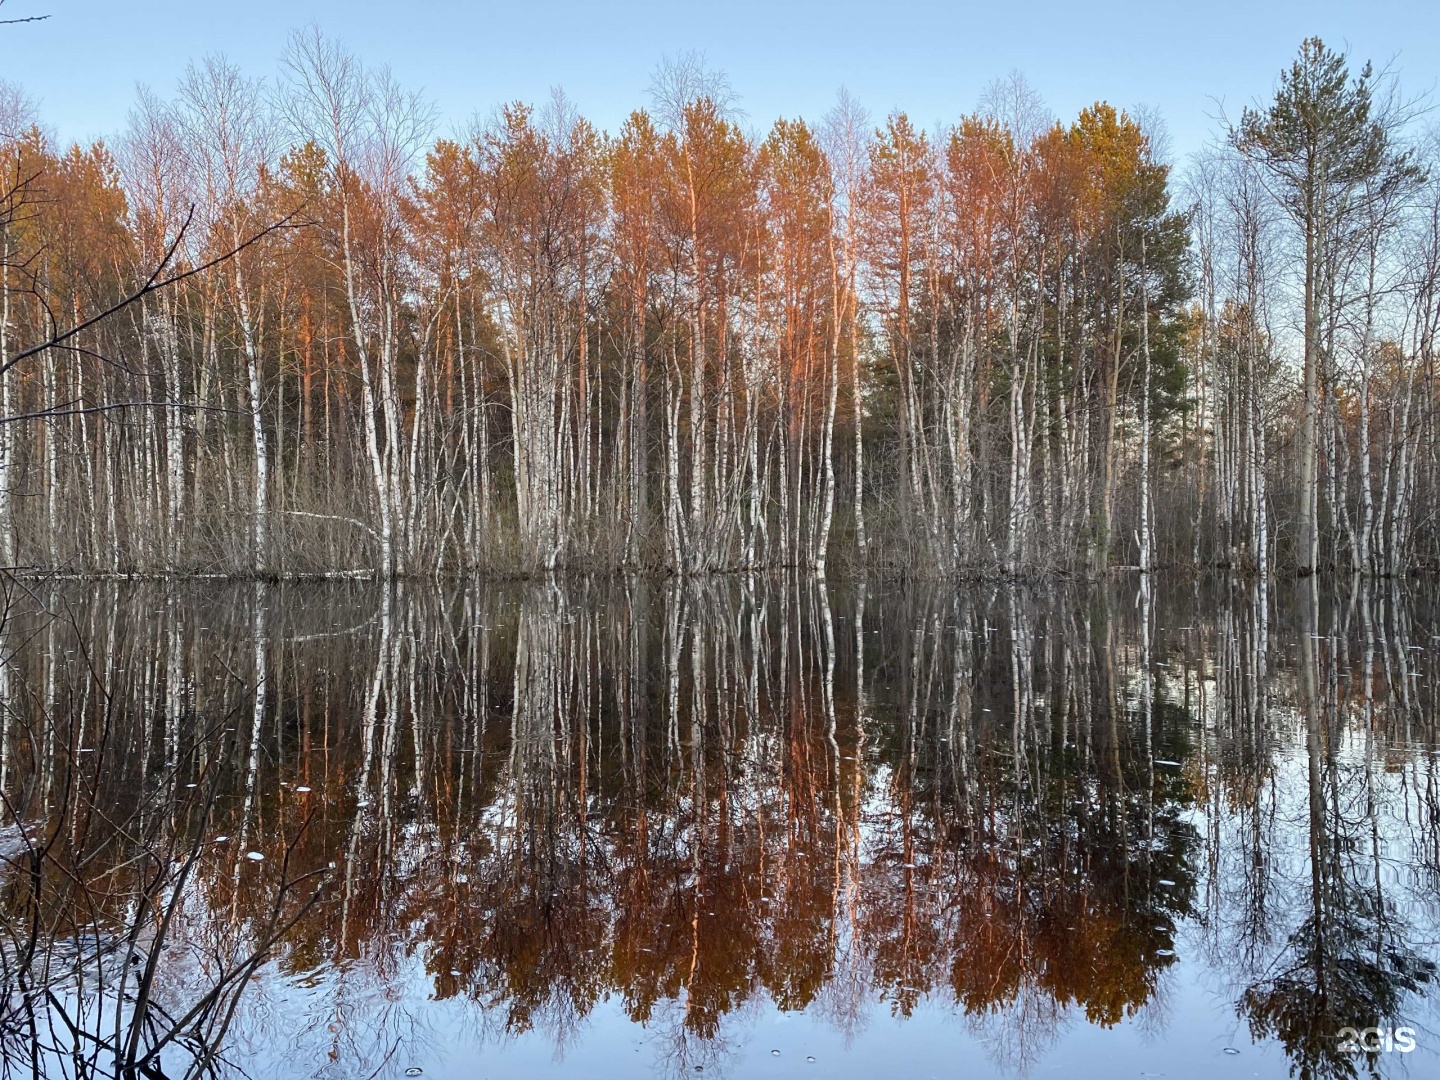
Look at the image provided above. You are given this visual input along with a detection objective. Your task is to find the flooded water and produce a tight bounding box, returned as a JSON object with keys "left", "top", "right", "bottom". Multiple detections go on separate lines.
{"left": 1, "top": 577, "right": 1439, "bottom": 1079}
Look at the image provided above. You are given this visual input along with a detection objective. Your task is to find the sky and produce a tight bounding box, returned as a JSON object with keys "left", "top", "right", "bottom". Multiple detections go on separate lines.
{"left": 2, "top": 0, "right": 1439, "bottom": 166}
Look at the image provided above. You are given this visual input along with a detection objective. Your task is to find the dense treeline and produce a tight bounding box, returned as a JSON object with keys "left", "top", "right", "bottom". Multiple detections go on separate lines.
{"left": 0, "top": 34, "right": 1438, "bottom": 577}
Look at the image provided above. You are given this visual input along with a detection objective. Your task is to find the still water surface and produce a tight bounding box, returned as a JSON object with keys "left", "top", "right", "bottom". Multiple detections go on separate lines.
{"left": 1, "top": 578, "right": 1438, "bottom": 1079}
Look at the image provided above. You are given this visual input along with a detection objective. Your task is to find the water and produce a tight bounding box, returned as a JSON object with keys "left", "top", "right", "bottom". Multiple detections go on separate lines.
{"left": 1, "top": 578, "right": 1438, "bottom": 1079}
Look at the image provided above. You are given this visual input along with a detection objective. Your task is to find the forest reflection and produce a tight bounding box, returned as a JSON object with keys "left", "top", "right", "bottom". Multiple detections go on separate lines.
{"left": 2, "top": 578, "right": 1439, "bottom": 1079}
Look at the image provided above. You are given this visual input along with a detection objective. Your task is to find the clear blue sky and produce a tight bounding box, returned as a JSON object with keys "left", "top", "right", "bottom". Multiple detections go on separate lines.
{"left": 3, "top": 0, "right": 1437, "bottom": 163}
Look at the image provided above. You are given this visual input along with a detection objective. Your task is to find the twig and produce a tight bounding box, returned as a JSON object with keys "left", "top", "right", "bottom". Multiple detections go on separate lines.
{"left": 1, "top": 207, "right": 305, "bottom": 380}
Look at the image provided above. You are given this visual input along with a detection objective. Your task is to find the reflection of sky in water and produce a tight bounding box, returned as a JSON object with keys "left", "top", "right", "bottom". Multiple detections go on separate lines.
{"left": 3, "top": 580, "right": 1439, "bottom": 1079}
{"left": 230, "top": 967, "right": 1300, "bottom": 1079}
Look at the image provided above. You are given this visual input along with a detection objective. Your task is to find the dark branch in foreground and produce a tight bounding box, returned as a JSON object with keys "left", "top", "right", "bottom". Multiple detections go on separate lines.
{"left": 0, "top": 205, "right": 305, "bottom": 380}
{"left": 0, "top": 401, "right": 241, "bottom": 425}
{"left": 0, "top": 0, "right": 49, "bottom": 25}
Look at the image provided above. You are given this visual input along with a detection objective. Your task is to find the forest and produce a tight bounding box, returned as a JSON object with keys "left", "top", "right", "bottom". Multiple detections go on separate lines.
{"left": 1, "top": 33, "right": 1436, "bottom": 579}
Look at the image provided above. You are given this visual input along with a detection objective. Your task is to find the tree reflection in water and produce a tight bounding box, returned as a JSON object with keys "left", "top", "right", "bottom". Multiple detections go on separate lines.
{"left": 0, "top": 577, "right": 1437, "bottom": 1079}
